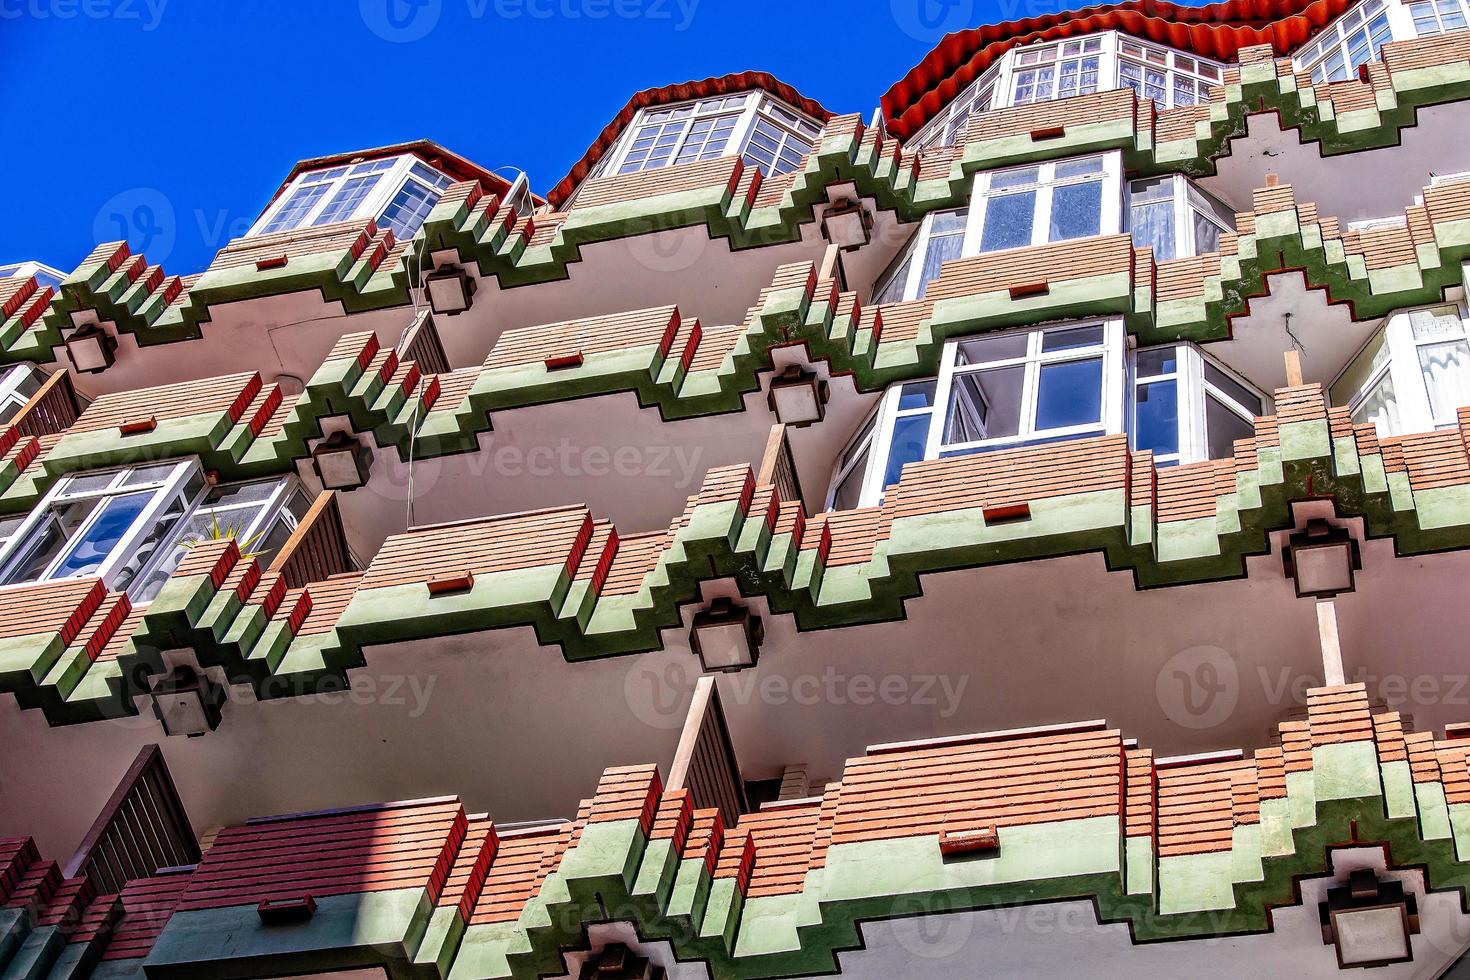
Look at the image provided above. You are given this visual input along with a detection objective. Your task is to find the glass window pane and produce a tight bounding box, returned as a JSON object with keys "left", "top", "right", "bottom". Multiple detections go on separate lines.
{"left": 873, "top": 251, "right": 913, "bottom": 304}
{"left": 916, "top": 229, "right": 965, "bottom": 298}
{"left": 1353, "top": 370, "right": 1400, "bottom": 437}
{"left": 946, "top": 366, "right": 1024, "bottom": 443}
{"left": 313, "top": 174, "right": 382, "bottom": 226}
{"left": 981, "top": 191, "right": 1036, "bottom": 251}
{"left": 1205, "top": 395, "right": 1254, "bottom": 459}
{"left": 882, "top": 415, "right": 932, "bottom": 489}
{"left": 1204, "top": 362, "right": 1263, "bottom": 414}
{"left": 1135, "top": 346, "right": 1179, "bottom": 377}
{"left": 1049, "top": 180, "right": 1102, "bottom": 242}
{"left": 1134, "top": 379, "right": 1180, "bottom": 455}
{"left": 1042, "top": 325, "right": 1105, "bottom": 351}
{"left": 1056, "top": 157, "right": 1104, "bottom": 179}
{"left": 898, "top": 381, "right": 937, "bottom": 411}
{"left": 1035, "top": 358, "right": 1103, "bottom": 429}
{"left": 51, "top": 491, "right": 152, "bottom": 578}
{"left": 955, "top": 333, "right": 1029, "bottom": 366}
{"left": 1417, "top": 339, "right": 1470, "bottom": 420}
{"left": 1131, "top": 200, "right": 1176, "bottom": 260}
{"left": 5, "top": 519, "right": 65, "bottom": 583}
{"left": 832, "top": 445, "right": 870, "bottom": 511}
{"left": 261, "top": 184, "right": 329, "bottom": 235}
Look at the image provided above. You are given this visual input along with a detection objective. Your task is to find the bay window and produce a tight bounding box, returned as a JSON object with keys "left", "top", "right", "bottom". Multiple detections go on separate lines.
{"left": 252, "top": 155, "right": 453, "bottom": 241}
{"left": 871, "top": 209, "right": 968, "bottom": 303}
{"left": 594, "top": 92, "right": 820, "bottom": 181}
{"left": 909, "top": 68, "right": 999, "bottom": 150}
{"left": 1296, "top": 0, "right": 1395, "bottom": 82}
{"left": 0, "top": 261, "right": 65, "bottom": 291}
{"left": 1336, "top": 305, "right": 1470, "bottom": 437}
{"left": 1117, "top": 38, "right": 1222, "bottom": 108}
{"left": 825, "top": 321, "right": 1125, "bottom": 509}
{"left": 1012, "top": 37, "right": 1103, "bottom": 105}
{"left": 972, "top": 155, "right": 1121, "bottom": 252}
{"left": 1127, "top": 175, "right": 1236, "bottom": 260}
{"left": 1131, "top": 344, "right": 1268, "bottom": 466}
{"left": 0, "top": 461, "right": 310, "bottom": 601}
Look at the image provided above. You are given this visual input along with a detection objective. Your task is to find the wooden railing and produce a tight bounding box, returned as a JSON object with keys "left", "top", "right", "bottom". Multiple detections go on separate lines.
{"left": 64, "top": 744, "right": 198, "bottom": 894}
{"left": 8, "top": 369, "right": 80, "bottom": 439}
{"left": 267, "top": 489, "right": 356, "bottom": 589}
{"left": 401, "top": 309, "right": 450, "bottom": 376}
{"left": 757, "top": 423, "right": 804, "bottom": 508}
{"left": 667, "top": 676, "right": 747, "bottom": 825}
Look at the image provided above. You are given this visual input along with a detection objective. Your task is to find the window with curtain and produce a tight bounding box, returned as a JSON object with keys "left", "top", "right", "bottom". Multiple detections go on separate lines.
{"left": 1128, "top": 176, "right": 1235, "bottom": 260}
{"left": 870, "top": 209, "right": 969, "bottom": 303}
{"left": 978, "top": 156, "right": 1112, "bottom": 253}
{"left": 1341, "top": 306, "right": 1470, "bottom": 437}
{"left": 1011, "top": 37, "right": 1103, "bottom": 105}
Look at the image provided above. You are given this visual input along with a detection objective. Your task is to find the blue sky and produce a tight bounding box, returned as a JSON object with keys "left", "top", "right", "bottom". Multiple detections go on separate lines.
{"left": 0, "top": 0, "right": 1205, "bottom": 274}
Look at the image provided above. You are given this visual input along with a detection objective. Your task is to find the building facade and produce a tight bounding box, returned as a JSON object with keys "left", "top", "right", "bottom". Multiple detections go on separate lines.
{"left": 7, "top": 1, "right": 1470, "bottom": 975}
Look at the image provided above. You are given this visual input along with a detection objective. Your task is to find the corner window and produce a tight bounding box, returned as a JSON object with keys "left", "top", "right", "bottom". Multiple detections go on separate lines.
{"left": 252, "top": 155, "right": 453, "bottom": 241}
{"left": 1131, "top": 344, "right": 1268, "bottom": 466}
{"left": 910, "top": 68, "right": 999, "bottom": 149}
{"left": 1296, "top": 0, "right": 1395, "bottom": 82}
{"left": 602, "top": 93, "right": 820, "bottom": 181}
{"left": 0, "top": 462, "right": 307, "bottom": 601}
{"left": 871, "top": 209, "right": 968, "bottom": 303}
{"left": 825, "top": 321, "right": 1125, "bottom": 509}
{"left": 1128, "top": 175, "right": 1236, "bottom": 260}
{"left": 1117, "top": 38, "right": 1222, "bottom": 108}
{"left": 972, "top": 154, "right": 1122, "bottom": 253}
{"left": 1011, "top": 37, "right": 1103, "bottom": 105}
{"left": 1337, "top": 305, "right": 1470, "bottom": 437}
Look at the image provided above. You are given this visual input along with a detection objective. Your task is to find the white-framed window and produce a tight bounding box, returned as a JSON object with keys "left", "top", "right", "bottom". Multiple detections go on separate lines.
{"left": 1128, "top": 175, "right": 1236, "bottom": 260}
{"left": 1117, "top": 37, "right": 1223, "bottom": 107}
{"left": 0, "top": 364, "right": 42, "bottom": 425}
{"left": 1337, "top": 305, "right": 1470, "bottom": 437}
{"left": 1296, "top": 0, "right": 1395, "bottom": 82}
{"left": 910, "top": 67, "right": 1000, "bottom": 149}
{"left": 1409, "top": 0, "right": 1470, "bottom": 34}
{"left": 0, "top": 461, "right": 310, "bottom": 602}
{"left": 595, "top": 92, "right": 820, "bottom": 181}
{"left": 824, "top": 321, "right": 1127, "bottom": 508}
{"left": 0, "top": 261, "right": 64, "bottom": 291}
{"left": 871, "top": 209, "right": 969, "bottom": 303}
{"left": 1012, "top": 37, "right": 1104, "bottom": 105}
{"left": 969, "top": 153, "right": 1123, "bottom": 253}
{"left": 251, "top": 155, "right": 453, "bottom": 241}
{"left": 1131, "top": 344, "right": 1268, "bottom": 466}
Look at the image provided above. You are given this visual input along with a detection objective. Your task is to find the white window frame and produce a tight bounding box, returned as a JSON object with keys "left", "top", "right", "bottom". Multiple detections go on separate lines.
{"left": 249, "top": 155, "right": 452, "bottom": 240}
{"left": 592, "top": 92, "right": 821, "bottom": 181}
{"left": 1008, "top": 36, "right": 1106, "bottom": 106}
{"left": 1294, "top": 0, "right": 1402, "bottom": 83}
{"left": 0, "top": 461, "right": 304, "bottom": 601}
{"left": 1342, "top": 303, "right": 1470, "bottom": 437}
{"left": 930, "top": 320, "right": 1127, "bottom": 457}
{"left": 909, "top": 65, "right": 1001, "bottom": 149}
{"left": 0, "top": 364, "right": 42, "bottom": 424}
{"left": 870, "top": 208, "right": 969, "bottom": 303}
{"left": 965, "top": 152, "right": 1124, "bottom": 254}
{"left": 1407, "top": 0, "right": 1470, "bottom": 35}
{"left": 1117, "top": 36, "right": 1224, "bottom": 108}
{"left": 1127, "top": 174, "right": 1237, "bottom": 261}
{"left": 0, "top": 261, "right": 65, "bottom": 290}
{"left": 1130, "top": 343, "right": 1269, "bottom": 466}
{"left": 824, "top": 381, "right": 940, "bottom": 510}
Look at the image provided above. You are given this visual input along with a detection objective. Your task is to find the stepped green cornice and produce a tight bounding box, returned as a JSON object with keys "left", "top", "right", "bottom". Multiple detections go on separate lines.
{"left": 8, "top": 32, "right": 1470, "bottom": 367}
{"left": 6, "top": 367, "right": 1470, "bottom": 725}
{"left": 13, "top": 688, "right": 1470, "bottom": 977}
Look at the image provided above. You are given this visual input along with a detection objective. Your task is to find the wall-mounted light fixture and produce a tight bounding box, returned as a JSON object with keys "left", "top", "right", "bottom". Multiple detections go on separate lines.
{"left": 820, "top": 198, "right": 872, "bottom": 251}
{"left": 64, "top": 324, "right": 117, "bottom": 374}
{"left": 148, "top": 666, "right": 225, "bottom": 737}
{"left": 1283, "top": 518, "right": 1361, "bottom": 600}
{"left": 767, "top": 367, "right": 828, "bottom": 427}
{"left": 690, "top": 597, "right": 763, "bottom": 673}
{"left": 1320, "top": 869, "right": 1419, "bottom": 969}
{"left": 425, "top": 264, "right": 476, "bottom": 316}
{"left": 578, "top": 943, "right": 658, "bottom": 980}
{"left": 310, "top": 430, "right": 373, "bottom": 491}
